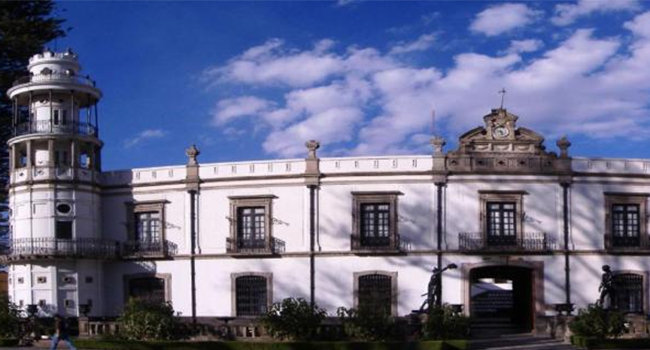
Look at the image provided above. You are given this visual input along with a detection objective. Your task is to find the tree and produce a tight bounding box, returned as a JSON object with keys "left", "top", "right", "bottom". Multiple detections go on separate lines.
{"left": 0, "top": 1, "right": 67, "bottom": 243}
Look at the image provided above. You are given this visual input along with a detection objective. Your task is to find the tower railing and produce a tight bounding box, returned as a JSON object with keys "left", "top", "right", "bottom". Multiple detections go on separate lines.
{"left": 0, "top": 237, "right": 120, "bottom": 261}
{"left": 13, "top": 73, "right": 96, "bottom": 88}
{"left": 14, "top": 121, "right": 97, "bottom": 137}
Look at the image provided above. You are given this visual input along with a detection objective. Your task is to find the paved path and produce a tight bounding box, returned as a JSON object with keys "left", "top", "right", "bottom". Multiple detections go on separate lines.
{"left": 470, "top": 334, "right": 579, "bottom": 350}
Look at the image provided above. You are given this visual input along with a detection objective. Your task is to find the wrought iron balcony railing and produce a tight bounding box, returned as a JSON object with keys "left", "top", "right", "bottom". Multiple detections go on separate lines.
{"left": 605, "top": 235, "right": 650, "bottom": 250}
{"left": 350, "top": 233, "right": 410, "bottom": 252}
{"left": 0, "top": 237, "right": 120, "bottom": 262}
{"left": 226, "top": 237, "right": 285, "bottom": 255}
{"left": 458, "top": 232, "right": 556, "bottom": 252}
{"left": 13, "top": 73, "right": 96, "bottom": 88}
{"left": 122, "top": 239, "right": 178, "bottom": 259}
{"left": 14, "top": 121, "right": 97, "bottom": 137}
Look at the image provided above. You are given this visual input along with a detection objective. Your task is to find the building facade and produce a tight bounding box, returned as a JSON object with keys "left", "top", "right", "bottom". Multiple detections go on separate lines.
{"left": 3, "top": 51, "right": 650, "bottom": 333}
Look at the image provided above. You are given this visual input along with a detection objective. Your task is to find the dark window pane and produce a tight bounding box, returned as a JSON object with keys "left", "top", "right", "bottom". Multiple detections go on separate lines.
{"left": 486, "top": 202, "right": 517, "bottom": 245}
{"left": 237, "top": 207, "right": 266, "bottom": 249}
{"left": 360, "top": 203, "right": 391, "bottom": 247}
{"left": 358, "top": 274, "right": 392, "bottom": 315}
{"left": 612, "top": 204, "right": 640, "bottom": 247}
{"left": 55, "top": 221, "right": 73, "bottom": 239}
{"left": 129, "top": 277, "right": 165, "bottom": 303}
{"left": 614, "top": 273, "right": 643, "bottom": 313}
{"left": 236, "top": 275, "right": 267, "bottom": 316}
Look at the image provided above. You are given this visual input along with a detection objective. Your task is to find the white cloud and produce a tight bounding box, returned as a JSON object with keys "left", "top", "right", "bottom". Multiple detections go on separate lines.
{"left": 389, "top": 33, "right": 436, "bottom": 55}
{"left": 552, "top": 0, "right": 639, "bottom": 26}
{"left": 203, "top": 11, "right": 650, "bottom": 157}
{"left": 470, "top": 3, "right": 542, "bottom": 36}
{"left": 507, "top": 39, "right": 544, "bottom": 53}
{"left": 123, "top": 129, "right": 167, "bottom": 148}
{"left": 211, "top": 96, "right": 274, "bottom": 125}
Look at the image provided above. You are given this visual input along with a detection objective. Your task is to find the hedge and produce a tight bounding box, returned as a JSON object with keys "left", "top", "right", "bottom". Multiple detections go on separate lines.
{"left": 571, "top": 335, "right": 650, "bottom": 349}
{"left": 73, "top": 339, "right": 468, "bottom": 350}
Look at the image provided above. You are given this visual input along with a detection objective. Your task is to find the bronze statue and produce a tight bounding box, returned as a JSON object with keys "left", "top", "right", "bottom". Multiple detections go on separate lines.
{"left": 419, "top": 263, "right": 457, "bottom": 312}
{"left": 597, "top": 265, "right": 614, "bottom": 308}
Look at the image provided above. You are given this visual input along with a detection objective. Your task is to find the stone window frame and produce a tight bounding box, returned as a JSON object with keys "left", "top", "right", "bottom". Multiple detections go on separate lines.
{"left": 353, "top": 270, "right": 398, "bottom": 316}
{"left": 604, "top": 193, "right": 648, "bottom": 250}
{"left": 479, "top": 191, "right": 526, "bottom": 243}
{"left": 123, "top": 273, "right": 172, "bottom": 304}
{"left": 230, "top": 272, "right": 273, "bottom": 317}
{"left": 351, "top": 192, "right": 403, "bottom": 251}
{"left": 228, "top": 195, "right": 276, "bottom": 253}
{"left": 125, "top": 200, "right": 168, "bottom": 242}
{"left": 612, "top": 270, "right": 648, "bottom": 314}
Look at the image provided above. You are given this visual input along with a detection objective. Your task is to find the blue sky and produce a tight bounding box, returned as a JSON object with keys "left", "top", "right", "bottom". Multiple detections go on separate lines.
{"left": 52, "top": 0, "right": 650, "bottom": 170}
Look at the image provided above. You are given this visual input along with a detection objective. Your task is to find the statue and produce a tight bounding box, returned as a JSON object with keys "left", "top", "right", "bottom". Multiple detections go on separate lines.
{"left": 419, "top": 263, "right": 457, "bottom": 312}
{"left": 597, "top": 265, "right": 614, "bottom": 308}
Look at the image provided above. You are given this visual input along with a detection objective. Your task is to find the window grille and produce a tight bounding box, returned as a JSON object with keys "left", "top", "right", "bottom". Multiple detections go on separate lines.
{"left": 614, "top": 273, "right": 643, "bottom": 313}
{"left": 128, "top": 277, "right": 165, "bottom": 303}
{"left": 486, "top": 202, "right": 516, "bottom": 245}
{"left": 235, "top": 275, "right": 267, "bottom": 316}
{"left": 358, "top": 274, "right": 392, "bottom": 315}
{"left": 135, "top": 212, "right": 161, "bottom": 244}
{"left": 612, "top": 204, "right": 640, "bottom": 247}
{"left": 360, "top": 203, "right": 391, "bottom": 247}
{"left": 237, "top": 207, "right": 266, "bottom": 249}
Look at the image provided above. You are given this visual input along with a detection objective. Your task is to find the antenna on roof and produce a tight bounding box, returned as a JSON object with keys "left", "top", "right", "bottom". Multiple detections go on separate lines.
{"left": 431, "top": 109, "right": 436, "bottom": 136}
{"left": 498, "top": 88, "right": 507, "bottom": 109}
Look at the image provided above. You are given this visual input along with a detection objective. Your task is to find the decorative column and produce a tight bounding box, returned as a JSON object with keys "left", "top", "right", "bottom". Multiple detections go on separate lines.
{"left": 305, "top": 140, "right": 321, "bottom": 309}
{"left": 431, "top": 136, "right": 448, "bottom": 306}
{"left": 185, "top": 144, "right": 200, "bottom": 326}
{"left": 557, "top": 136, "right": 573, "bottom": 312}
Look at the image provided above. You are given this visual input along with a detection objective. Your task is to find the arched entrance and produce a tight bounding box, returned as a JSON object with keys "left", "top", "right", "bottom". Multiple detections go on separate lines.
{"left": 465, "top": 263, "right": 541, "bottom": 335}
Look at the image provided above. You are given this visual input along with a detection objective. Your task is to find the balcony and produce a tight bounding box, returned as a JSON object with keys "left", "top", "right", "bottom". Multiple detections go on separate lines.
{"left": 122, "top": 239, "right": 178, "bottom": 259}
{"left": 350, "top": 234, "right": 410, "bottom": 254}
{"left": 605, "top": 235, "right": 650, "bottom": 252}
{"left": 14, "top": 120, "right": 97, "bottom": 137}
{"left": 458, "top": 232, "right": 556, "bottom": 252}
{"left": 0, "top": 237, "right": 120, "bottom": 262}
{"left": 226, "top": 237, "right": 285, "bottom": 256}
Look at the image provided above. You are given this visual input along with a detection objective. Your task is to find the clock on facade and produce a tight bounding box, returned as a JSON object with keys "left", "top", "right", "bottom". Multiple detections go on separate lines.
{"left": 493, "top": 126, "right": 510, "bottom": 138}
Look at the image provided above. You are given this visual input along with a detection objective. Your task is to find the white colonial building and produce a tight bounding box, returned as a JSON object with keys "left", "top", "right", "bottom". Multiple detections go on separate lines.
{"left": 4, "top": 50, "right": 650, "bottom": 334}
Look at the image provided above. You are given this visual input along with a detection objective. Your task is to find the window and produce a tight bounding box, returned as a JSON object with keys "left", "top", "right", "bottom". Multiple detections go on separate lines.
{"left": 17, "top": 277, "right": 24, "bottom": 284}
{"left": 126, "top": 201, "right": 167, "bottom": 252}
{"left": 352, "top": 192, "right": 402, "bottom": 250}
{"left": 55, "top": 221, "right": 73, "bottom": 239}
{"left": 614, "top": 273, "right": 644, "bottom": 313}
{"left": 228, "top": 196, "right": 275, "bottom": 253}
{"left": 479, "top": 191, "right": 525, "bottom": 247}
{"left": 38, "top": 300, "right": 46, "bottom": 307}
{"left": 237, "top": 207, "right": 266, "bottom": 250}
{"left": 53, "top": 110, "right": 59, "bottom": 125}
{"left": 486, "top": 202, "right": 517, "bottom": 245}
{"left": 62, "top": 276, "right": 75, "bottom": 284}
{"left": 355, "top": 272, "right": 397, "bottom": 316}
{"left": 136, "top": 212, "right": 161, "bottom": 244}
{"left": 64, "top": 299, "right": 75, "bottom": 308}
{"left": 37, "top": 276, "right": 47, "bottom": 284}
{"left": 85, "top": 276, "right": 93, "bottom": 283}
{"left": 605, "top": 194, "right": 648, "bottom": 249}
{"left": 233, "top": 273, "right": 271, "bottom": 316}
{"left": 127, "top": 276, "right": 166, "bottom": 303}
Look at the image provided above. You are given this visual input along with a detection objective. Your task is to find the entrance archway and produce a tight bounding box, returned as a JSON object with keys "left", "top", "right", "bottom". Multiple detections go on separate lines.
{"left": 462, "top": 262, "right": 543, "bottom": 335}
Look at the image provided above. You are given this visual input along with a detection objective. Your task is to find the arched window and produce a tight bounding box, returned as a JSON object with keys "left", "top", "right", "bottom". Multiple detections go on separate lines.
{"left": 235, "top": 275, "right": 268, "bottom": 316}
{"left": 614, "top": 273, "right": 644, "bottom": 313}
{"left": 357, "top": 273, "right": 395, "bottom": 315}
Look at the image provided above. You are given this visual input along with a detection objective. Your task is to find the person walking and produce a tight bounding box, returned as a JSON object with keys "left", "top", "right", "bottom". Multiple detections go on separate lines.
{"left": 50, "top": 315, "right": 77, "bottom": 350}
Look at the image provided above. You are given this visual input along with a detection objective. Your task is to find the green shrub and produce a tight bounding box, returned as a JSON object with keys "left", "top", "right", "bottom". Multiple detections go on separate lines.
{"left": 260, "top": 297, "right": 327, "bottom": 340}
{"left": 0, "top": 294, "right": 23, "bottom": 338}
{"left": 422, "top": 305, "right": 469, "bottom": 340}
{"left": 117, "top": 298, "right": 183, "bottom": 341}
{"left": 569, "top": 304, "right": 626, "bottom": 340}
{"left": 337, "top": 306, "right": 398, "bottom": 341}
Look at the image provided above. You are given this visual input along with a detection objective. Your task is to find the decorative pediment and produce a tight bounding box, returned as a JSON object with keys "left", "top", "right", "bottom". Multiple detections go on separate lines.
{"left": 435, "top": 108, "right": 571, "bottom": 175}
